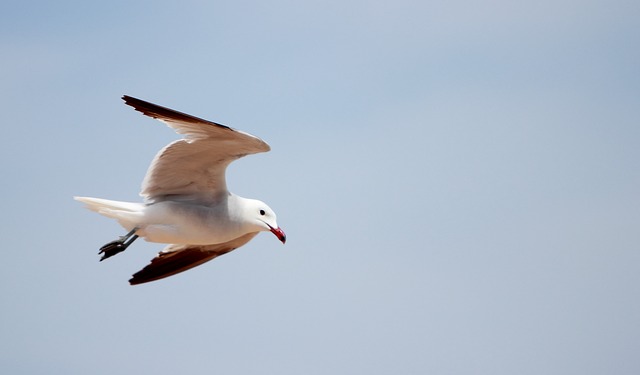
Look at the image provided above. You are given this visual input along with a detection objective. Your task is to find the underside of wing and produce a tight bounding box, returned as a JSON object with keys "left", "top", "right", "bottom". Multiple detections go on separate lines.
{"left": 140, "top": 139, "right": 234, "bottom": 201}
{"left": 129, "top": 232, "right": 259, "bottom": 285}
{"left": 122, "top": 96, "right": 271, "bottom": 202}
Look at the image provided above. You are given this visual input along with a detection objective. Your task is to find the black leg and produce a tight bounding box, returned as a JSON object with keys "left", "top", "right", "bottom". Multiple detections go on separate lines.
{"left": 99, "top": 227, "right": 139, "bottom": 261}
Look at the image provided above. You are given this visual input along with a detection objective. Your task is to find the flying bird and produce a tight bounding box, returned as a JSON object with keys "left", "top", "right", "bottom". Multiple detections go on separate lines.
{"left": 75, "top": 96, "right": 286, "bottom": 285}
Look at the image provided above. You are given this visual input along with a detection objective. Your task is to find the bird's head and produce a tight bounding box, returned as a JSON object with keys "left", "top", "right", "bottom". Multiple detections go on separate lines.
{"left": 246, "top": 199, "right": 286, "bottom": 244}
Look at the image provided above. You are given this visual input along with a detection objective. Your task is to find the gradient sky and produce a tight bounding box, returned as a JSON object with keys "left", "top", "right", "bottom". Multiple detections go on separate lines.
{"left": 1, "top": 1, "right": 639, "bottom": 374}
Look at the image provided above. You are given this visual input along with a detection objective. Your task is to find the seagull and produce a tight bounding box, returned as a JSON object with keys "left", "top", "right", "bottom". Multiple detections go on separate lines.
{"left": 75, "top": 96, "right": 286, "bottom": 285}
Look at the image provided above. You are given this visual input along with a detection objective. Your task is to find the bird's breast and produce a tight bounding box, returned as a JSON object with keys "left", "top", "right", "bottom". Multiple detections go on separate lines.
{"left": 139, "top": 201, "right": 249, "bottom": 245}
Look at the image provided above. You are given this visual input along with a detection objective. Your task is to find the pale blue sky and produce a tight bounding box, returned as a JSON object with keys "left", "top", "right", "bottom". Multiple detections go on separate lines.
{"left": 1, "top": 1, "right": 639, "bottom": 374}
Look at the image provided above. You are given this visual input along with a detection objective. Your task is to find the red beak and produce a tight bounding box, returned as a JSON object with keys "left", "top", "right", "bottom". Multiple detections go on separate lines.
{"left": 268, "top": 225, "right": 286, "bottom": 244}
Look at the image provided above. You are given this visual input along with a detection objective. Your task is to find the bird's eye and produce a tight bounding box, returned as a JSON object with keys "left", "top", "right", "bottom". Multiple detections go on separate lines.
{"left": 259, "top": 209, "right": 266, "bottom": 216}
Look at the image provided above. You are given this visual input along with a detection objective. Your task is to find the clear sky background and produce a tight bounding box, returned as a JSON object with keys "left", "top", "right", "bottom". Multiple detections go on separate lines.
{"left": 1, "top": 1, "right": 639, "bottom": 374}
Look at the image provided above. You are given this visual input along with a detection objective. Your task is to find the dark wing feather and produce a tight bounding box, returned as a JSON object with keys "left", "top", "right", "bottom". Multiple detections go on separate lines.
{"left": 129, "top": 232, "right": 259, "bottom": 285}
{"left": 123, "top": 95, "right": 233, "bottom": 129}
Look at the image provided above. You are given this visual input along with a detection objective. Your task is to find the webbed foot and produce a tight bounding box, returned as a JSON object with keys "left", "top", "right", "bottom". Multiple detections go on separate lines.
{"left": 99, "top": 240, "right": 128, "bottom": 261}
{"left": 98, "top": 228, "right": 139, "bottom": 261}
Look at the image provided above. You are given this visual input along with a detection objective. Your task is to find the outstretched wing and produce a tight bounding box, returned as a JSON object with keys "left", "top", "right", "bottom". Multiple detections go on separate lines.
{"left": 122, "top": 96, "right": 271, "bottom": 203}
{"left": 129, "top": 232, "right": 259, "bottom": 285}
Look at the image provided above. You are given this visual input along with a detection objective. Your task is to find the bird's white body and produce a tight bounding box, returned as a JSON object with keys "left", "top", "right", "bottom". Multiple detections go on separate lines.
{"left": 76, "top": 194, "right": 274, "bottom": 245}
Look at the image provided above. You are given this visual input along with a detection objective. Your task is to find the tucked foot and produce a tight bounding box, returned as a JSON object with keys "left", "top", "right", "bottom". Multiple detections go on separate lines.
{"left": 99, "top": 240, "right": 128, "bottom": 261}
{"left": 98, "top": 228, "right": 139, "bottom": 261}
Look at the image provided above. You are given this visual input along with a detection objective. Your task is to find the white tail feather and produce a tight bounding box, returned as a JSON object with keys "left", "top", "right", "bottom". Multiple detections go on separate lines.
{"left": 74, "top": 196, "right": 144, "bottom": 230}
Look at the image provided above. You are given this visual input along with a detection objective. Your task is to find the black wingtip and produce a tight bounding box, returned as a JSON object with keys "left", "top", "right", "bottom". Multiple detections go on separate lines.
{"left": 121, "top": 95, "right": 232, "bottom": 130}
{"left": 128, "top": 277, "right": 144, "bottom": 286}
{"left": 121, "top": 95, "right": 165, "bottom": 118}
{"left": 121, "top": 95, "right": 143, "bottom": 106}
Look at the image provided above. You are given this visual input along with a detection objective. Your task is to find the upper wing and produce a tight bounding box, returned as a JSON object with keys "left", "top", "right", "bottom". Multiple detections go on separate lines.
{"left": 122, "top": 96, "right": 271, "bottom": 202}
{"left": 129, "top": 232, "right": 259, "bottom": 285}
